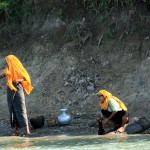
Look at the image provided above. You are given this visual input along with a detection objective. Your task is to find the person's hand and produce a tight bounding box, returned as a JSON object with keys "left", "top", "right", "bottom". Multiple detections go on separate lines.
{"left": 14, "top": 79, "right": 24, "bottom": 84}
{"left": 102, "top": 118, "right": 109, "bottom": 125}
{"left": 96, "top": 117, "right": 102, "bottom": 122}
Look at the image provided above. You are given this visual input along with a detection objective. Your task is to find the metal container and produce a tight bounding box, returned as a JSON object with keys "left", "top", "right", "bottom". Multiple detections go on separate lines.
{"left": 57, "top": 109, "right": 71, "bottom": 125}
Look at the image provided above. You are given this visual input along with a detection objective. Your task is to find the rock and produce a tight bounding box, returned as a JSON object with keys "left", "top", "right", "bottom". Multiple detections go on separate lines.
{"left": 46, "top": 118, "right": 57, "bottom": 127}
{"left": 87, "top": 85, "right": 94, "bottom": 91}
{"left": 144, "top": 36, "right": 149, "bottom": 40}
{"left": 129, "top": 117, "right": 140, "bottom": 124}
{"left": 125, "top": 123, "right": 143, "bottom": 134}
{"left": 125, "top": 116, "right": 150, "bottom": 134}
{"left": 82, "top": 93, "right": 89, "bottom": 99}
{"left": 69, "top": 76, "right": 76, "bottom": 82}
{"left": 78, "top": 79, "right": 86, "bottom": 84}
{"left": 101, "top": 61, "right": 109, "bottom": 67}
{"left": 137, "top": 117, "right": 150, "bottom": 129}
{"left": 64, "top": 81, "right": 70, "bottom": 86}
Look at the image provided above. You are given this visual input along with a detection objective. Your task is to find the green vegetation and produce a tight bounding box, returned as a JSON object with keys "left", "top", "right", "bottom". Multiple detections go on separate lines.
{"left": 0, "top": 0, "right": 145, "bottom": 22}
{"left": 0, "top": 0, "right": 32, "bottom": 22}
{"left": 51, "top": 0, "right": 139, "bottom": 15}
{"left": 43, "top": 0, "right": 141, "bottom": 21}
{"left": 105, "top": 29, "right": 114, "bottom": 39}
{"left": 56, "top": 8, "right": 63, "bottom": 20}
{"left": 0, "top": 0, "right": 148, "bottom": 46}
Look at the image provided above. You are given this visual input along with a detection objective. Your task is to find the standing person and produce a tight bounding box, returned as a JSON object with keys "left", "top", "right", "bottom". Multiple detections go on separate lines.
{"left": 0, "top": 55, "right": 33, "bottom": 136}
{"left": 97, "top": 90, "right": 128, "bottom": 133}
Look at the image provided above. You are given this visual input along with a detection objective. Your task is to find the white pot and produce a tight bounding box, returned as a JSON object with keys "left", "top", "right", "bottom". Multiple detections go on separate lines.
{"left": 57, "top": 109, "right": 71, "bottom": 125}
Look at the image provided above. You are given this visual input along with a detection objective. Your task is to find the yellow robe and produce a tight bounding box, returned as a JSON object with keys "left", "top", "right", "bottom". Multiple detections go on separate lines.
{"left": 2, "top": 55, "right": 33, "bottom": 94}
{"left": 98, "top": 90, "right": 127, "bottom": 111}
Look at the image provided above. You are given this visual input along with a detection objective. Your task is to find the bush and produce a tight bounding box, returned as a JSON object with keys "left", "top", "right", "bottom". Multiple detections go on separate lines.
{"left": 0, "top": 0, "right": 32, "bottom": 22}
{"left": 0, "top": 0, "right": 143, "bottom": 23}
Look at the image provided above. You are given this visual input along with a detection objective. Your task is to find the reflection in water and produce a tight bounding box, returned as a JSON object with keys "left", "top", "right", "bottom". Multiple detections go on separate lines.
{"left": 0, "top": 134, "right": 150, "bottom": 150}
{"left": 100, "top": 132, "right": 129, "bottom": 140}
{"left": 12, "top": 141, "right": 34, "bottom": 148}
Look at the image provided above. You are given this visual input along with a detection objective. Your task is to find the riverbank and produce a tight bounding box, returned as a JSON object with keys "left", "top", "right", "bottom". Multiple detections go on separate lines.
{"left": 0, "top": 0, "right": 150, "bottom": 120}
{"left": 0, "top": 115, "right": 150, "bottom": 137}
{"left": 0, "top": 115, "right": 98, "bottom": 137}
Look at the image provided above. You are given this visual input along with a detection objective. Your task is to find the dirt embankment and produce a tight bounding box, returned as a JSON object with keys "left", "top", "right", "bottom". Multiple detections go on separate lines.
{"left": 0, "top": 0, "right": 150, "bottom": 123}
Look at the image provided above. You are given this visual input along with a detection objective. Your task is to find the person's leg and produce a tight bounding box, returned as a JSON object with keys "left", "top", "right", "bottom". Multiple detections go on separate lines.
{"left": 112, "top": 121, "right": 120, "bottom": 131}
{"left": 101, "top": 110, "right": 121, "bottom": 130}
{"left": 7, "top": 87, "right": 19, "bottom": 135}
{"left": 110, "top": 111, "right": 128, "bottom": 133}
{"left": 117, "top": 115, "right": 128, "bottom": 133}
{"left": 11, "top": 124, "right": 20, "bottom": 136}
{"left": 25, "top": 125, "right": 31, "bottom": 134}
{"left": 13, "top": 84, "right": 31, "bottom": 134}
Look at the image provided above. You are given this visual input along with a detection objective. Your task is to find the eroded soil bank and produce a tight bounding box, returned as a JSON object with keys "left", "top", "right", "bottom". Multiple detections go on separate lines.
{"left": 0, "top": 0, "right": 150, "bottom": 136}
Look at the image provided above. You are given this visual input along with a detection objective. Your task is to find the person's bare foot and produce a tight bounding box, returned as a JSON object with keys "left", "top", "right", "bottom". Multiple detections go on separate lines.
{"left": 26, "top": 132, "right": 31, "bottom": 135}
{"left": 11, "top": 131, "right": 21, "bottom": 136}
{"left": 116, "top": 127, "right": 125, "bottom": 133}
{"left": 25, "top": 126, "right": 31, "bottom": 135}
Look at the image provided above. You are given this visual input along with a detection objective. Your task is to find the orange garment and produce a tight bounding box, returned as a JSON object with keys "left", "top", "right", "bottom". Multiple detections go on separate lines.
{"left": 98, "top": 90, "right": 127, "bottom": 111}
{"left": 2, "top": 55, "right": 33, "bottom": 94}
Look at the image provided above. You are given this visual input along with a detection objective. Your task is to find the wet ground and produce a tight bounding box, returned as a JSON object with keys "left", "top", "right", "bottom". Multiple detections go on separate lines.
{"left": 0, "top": 115, "right": 150, "bottom": 137}
{"left": 0, "top": 115, "right": 99, "bottom": 137}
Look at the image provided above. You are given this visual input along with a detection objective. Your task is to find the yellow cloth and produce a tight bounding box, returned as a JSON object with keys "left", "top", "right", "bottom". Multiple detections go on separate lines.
{"left": 2, "top": 55, "right": 33, "bottom": 94}
{"left": 98, "top": 90, "right": 127, "bottom": 111}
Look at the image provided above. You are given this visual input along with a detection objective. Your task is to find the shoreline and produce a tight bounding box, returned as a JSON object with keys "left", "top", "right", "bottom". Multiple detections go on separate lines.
{"left": 0, "top": 116, "right": 150, "bottom": 137}
{"left": 0, "top": 116, "right": 98, "bottom": 137}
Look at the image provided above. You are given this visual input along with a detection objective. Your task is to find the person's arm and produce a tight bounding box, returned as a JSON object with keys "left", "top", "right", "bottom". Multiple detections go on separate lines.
{"left": 14, "top": 69, "right": 27, "bottom": 83}
{"left": 102, "top": 111, "right": 117, "bottom": 124}
{"left": 102, "top": 98, "right": 121, "bottom": 125}
{"left": 96, "top": 111, "right": 106, "bottom": 122}
{"left": 107, "top": 111, "right": 117, "bottom": 121}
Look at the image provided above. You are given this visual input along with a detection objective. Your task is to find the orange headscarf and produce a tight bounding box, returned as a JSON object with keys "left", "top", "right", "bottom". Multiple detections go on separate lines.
{"left": 2, "top": 55, "right": 33, "bottom": 94}
{"left": 98, "top": 90, "right": 127, "bottom": 111}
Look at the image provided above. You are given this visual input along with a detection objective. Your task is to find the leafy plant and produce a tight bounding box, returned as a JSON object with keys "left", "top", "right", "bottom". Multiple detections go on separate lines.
{"left": 0, "top": 1, "right": 9, "bottom": 10}
{"left": 0, "top": 0, "right": 32, "bottom": 22}
{"left": 124, "top": 0, "right": 136, "bottom": 6}
{"left": 105, "top": 28, "right": 114, "bottom": 39}
{"left": 56, "top": 8, "right": 63, "bottom": 19}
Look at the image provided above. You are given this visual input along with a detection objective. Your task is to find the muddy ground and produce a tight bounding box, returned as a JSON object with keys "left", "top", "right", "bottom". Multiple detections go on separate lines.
{"left": 0, "top": 1, "right": 150, "bottom": 137}
{"left": 0, "top": 115, "right": 150, "bottom": 138}
{"left": 0, "top": 115, "right": 98, "bottom": 137}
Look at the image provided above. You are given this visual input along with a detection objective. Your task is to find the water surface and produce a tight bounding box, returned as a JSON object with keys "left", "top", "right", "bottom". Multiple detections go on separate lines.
{"left": 0, "top": 134, "right": 149, "bottom": 150}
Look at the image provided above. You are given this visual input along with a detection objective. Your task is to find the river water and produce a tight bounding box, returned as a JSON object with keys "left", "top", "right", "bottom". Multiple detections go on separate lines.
{"left": 0, "top": 134, "right": 149, "bottom": 150}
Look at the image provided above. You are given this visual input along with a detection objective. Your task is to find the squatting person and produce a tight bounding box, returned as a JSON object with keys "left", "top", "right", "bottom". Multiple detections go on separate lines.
{"left": 97, "top": 90, "right": 128, "bottom": 134}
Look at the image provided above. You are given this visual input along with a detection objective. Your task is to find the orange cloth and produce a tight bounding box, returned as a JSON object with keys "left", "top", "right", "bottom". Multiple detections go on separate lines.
{"left": 98, "top": 90, "right": 127, "bottom": 111}
{"left": 2, "top": 55, "right": 33, "bottom": 94}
